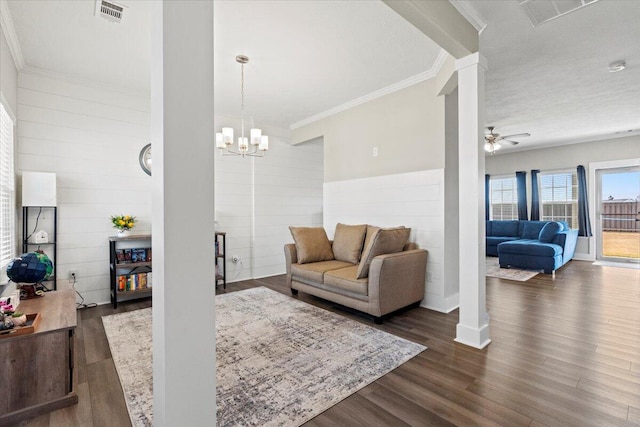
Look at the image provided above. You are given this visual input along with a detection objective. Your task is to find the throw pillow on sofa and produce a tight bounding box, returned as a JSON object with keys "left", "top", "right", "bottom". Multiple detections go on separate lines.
{"left": 289, "top": 227, "right": 334, "bottom": 264}
{"left": 332, "top": 223, "right": 367, "bottom": 264}
{"left": 522, "top": 222, "right": 546, "bottom": 239}
{"left": 356, "top": 227, "right": 411, "bottom": 279}
{"left": 538, "top": 221, "right": 562, "bottom": 243}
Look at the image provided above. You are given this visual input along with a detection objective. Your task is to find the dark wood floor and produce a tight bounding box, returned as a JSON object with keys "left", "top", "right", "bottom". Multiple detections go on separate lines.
{"left": 17, "top": 260, "right": 640, "bottom": 427}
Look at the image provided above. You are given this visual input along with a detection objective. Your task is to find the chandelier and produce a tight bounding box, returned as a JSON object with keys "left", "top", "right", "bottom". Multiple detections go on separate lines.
{"left": 216, "top": 55, "right": 269, "bottom": 157}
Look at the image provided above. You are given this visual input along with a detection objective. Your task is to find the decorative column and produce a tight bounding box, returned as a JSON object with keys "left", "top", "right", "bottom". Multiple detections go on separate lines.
{"left": 151, "top": 1, "right": 216, "bottom": 425}
{"left": 455, "top": 52, "right": 491, "bottom": 349}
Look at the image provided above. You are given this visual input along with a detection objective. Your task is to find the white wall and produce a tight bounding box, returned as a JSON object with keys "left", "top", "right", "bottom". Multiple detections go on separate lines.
{"left": 214, "top": 120, "right": 323, "bottom": 282}
{"left": 291, "top": 78, "right": 446, "bottom": 182}
{"left": 0, "top": 20, "right": 17, "bottom": 115}
{"left": 324, "top": 169, "right": 455, "bottom": 312}
{"left": 16, "top": 71, "right": 151, "bottom": 304}
{"left": 486, "top": 135, "right": 640, "bottom": 259}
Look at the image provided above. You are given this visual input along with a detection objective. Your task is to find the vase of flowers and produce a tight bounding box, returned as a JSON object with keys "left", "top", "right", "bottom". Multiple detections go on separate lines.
{"left": 111, "top": 215, "right": 136, "bottom": 237}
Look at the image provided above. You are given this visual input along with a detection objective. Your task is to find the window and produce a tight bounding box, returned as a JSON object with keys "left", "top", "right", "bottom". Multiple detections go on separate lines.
{"left": 539, "top": 171, "right": 578, "bottom": 228}
{"left": 0, "top": 102, "right": 15, "bottom": 270}
{"left": 490, "top": 176, "right": 518, "bottom": 220}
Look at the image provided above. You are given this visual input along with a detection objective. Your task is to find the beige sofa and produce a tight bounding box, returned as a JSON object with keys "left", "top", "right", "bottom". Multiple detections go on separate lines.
{"left": 285, "top": 224, "right": 427, "bottom": 323}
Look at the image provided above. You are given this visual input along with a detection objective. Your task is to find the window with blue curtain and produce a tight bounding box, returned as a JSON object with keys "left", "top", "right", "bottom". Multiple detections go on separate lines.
{"left": 530, "top": 169, "right": 540, "bottom": 220}
{"left": 539, "top": 171, "right": 578, "bottom": 228}
{"left": 489, "top": 176, "right": 518, "bottom": 220}
{"left": 516, "top": 171, "right": 528, "bottom": 220}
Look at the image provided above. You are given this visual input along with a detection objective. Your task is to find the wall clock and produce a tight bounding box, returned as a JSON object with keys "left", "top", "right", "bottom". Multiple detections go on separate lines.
{"left": 139, "top": 144, "right": 152, "bottom": 176}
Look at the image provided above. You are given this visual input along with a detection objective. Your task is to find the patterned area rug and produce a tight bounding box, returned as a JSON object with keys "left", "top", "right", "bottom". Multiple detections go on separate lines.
{"left": 486, "top": 257, "right": 541, "bottom": 281}
{"left": 102, "top": 287, "right": 426, "bottom": 427}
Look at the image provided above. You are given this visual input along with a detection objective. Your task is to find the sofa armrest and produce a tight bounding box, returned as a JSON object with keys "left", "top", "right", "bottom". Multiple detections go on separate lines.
{"left": 284, "top": 244, "right": 297, "bottom": 286}
{"left": 554, "top": 229, "right": 578, "bottom": 264}
{"left": 367, "top": 249, "right": 427, "bottom": 316}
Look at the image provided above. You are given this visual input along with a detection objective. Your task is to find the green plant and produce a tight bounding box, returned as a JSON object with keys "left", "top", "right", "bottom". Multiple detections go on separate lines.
{"left": 110, "top": 215, "right": 136, "bottom": 231}
{"left": 11, "top": 312, "right": 23, "bottom": 318}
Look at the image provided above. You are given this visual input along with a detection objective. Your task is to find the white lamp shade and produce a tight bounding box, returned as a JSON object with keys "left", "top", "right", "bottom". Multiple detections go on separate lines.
{"left": 22, "top": 172, "right": 57, "bottom": 206}
{"left": 250, "top": 128, "right": 262, "bottom": 146}
{"left": 238, "top": 137, "right": 248, "bottom": 151}
{"left": 222, "top": 127, "right": 234, "bottom": 146}
{"left": 216, "top": 132, "right": 225, "bottom": 148}
{"left": 259, "top": 135, "right": 269, "bottom": 151}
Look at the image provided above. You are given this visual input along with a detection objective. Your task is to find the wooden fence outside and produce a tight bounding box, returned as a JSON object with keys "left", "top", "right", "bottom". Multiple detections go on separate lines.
{"left": 602, "top": 200, "right": 640, "bottom": 232}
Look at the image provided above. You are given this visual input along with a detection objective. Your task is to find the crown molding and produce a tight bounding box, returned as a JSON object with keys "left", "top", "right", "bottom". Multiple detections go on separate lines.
{"left": 0, "top": 0, "right": 25, "bottom": 70}
{"left": 290, "top": 48, "right": 449, "bottom": 130}
{"left": 449, "top": 0, "right": 487, "bottom": 33}
{"left": 21, "top": 65, "right": 150, "bottom": 99}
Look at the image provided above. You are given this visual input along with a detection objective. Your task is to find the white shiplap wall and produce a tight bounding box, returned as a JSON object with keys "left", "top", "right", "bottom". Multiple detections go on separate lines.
{"left": 17, "top": 71, "right": 151, "bottom": 304}
{"left": 324, "top": 169, "right": 455, "bottom": 313}
{"left": 215, "top": 136, "right": 323, "bottom": 282}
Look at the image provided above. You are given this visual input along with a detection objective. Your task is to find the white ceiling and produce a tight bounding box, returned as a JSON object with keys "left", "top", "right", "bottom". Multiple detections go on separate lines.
{"left": 212, "top": 0, "right": 442, "bottom": 129}
{"left": 4, "top": 0, "right": 640, "bottom": 150}
{"left": 7, "top": 0, "right": 151, "bottom": 94}
{"left": 474, "top": 0, "right": 640, "bottom": 151}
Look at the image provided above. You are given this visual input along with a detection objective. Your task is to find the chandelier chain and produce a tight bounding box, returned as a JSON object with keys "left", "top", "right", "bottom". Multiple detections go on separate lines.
{"left": 240, "top": 62, "right": 245, "bottom": 138}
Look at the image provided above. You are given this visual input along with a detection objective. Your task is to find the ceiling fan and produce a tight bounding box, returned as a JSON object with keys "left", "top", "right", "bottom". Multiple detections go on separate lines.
{"left": 484, "top": 126, "right": 530, "bottom": 154}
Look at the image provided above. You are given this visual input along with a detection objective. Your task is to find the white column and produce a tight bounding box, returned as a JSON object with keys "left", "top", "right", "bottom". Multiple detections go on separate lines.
{"left": 151, "top": 1, "right": 216, "bottom": 426}
{"left": 455, "top": 52, "right": 491, "bottom": 349}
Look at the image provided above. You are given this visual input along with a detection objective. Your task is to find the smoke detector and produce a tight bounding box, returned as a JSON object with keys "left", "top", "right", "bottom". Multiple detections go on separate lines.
{"left": 95, "top": 0, "right": 127, "bottom": 24}
{"left": 609, "top": 60, "right": 626, "bottom": 73}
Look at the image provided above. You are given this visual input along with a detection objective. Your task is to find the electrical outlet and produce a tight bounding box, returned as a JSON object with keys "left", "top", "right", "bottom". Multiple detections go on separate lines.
{"left": 372, "top": 147, "right": 378, "bottom": 157}
{"left": 232, "top": 256, "right": 240, "bottom": 263}
{"left": 68, "top": 270, "right": 78, "bottom": 280}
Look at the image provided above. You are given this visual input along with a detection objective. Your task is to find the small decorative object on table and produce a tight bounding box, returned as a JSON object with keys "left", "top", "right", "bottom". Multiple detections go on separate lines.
{"left": 111, "top": 214, "right": 137, "bottom": 237}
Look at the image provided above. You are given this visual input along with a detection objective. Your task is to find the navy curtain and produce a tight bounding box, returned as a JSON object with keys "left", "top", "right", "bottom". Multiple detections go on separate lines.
{"left": 516, "top": 171, "right": 528, "bottom": 220}
{"left": 530, "top": 169, "right": 540, "bottom": 221}
{"left": 577, "top": 165, "right": 593, "bottom": 236}
{"left": 485, "top": 174, "right": 490, "bottom": 221}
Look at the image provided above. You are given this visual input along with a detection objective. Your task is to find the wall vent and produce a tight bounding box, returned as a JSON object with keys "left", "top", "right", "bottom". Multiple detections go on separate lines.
{"left": 519, "top": 0, "right": 599, "bottom": 27}
{"left": 95, "top": 0, "right": 126, "bottom": 24}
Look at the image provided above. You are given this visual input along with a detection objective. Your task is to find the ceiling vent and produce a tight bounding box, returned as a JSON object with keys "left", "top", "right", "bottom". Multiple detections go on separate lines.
{"left": 519, "top": 0, "right": 599, "bottom": 27}
{"left": 95, "top": 0, "right": 126, "bottom": 24}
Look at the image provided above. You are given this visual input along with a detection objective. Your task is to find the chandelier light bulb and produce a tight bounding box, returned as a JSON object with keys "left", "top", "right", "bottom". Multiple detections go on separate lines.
{"left": 250, "top": 129, "right": 262, "bottom": 146}
{"left": 216, "top": 132, "right": 225, "bottom": 149}
{"left": 222, "top": 128, "right": 234, "bottom": 146}
{"left": 259, "top": 135, "right": 269, "bottom": 151}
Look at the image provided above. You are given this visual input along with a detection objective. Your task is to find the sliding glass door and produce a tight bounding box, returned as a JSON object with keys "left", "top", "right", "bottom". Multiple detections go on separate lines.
{"left": 596, "top": 167, "right": 640, "bottom": 263}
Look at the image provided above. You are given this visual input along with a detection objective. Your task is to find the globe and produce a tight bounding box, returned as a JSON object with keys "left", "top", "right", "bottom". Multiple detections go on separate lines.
{"left": 6, "top": 252, "right": 54, "bottom": 284}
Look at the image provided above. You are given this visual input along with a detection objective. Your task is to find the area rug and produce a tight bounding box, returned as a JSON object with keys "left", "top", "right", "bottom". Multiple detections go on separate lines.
{"left": 102, "top": 287, "right": 426, "bottom": 427}
{"left": 485, "top": 256, "right": 541, "bottom": 281}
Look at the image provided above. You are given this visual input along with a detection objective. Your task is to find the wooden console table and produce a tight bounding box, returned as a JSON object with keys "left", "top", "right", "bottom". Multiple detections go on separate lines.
{"left": 0, "top": 289, "right": 77, "bottom": 425}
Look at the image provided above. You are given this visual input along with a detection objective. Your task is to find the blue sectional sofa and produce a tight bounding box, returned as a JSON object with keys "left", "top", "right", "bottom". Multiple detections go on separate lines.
{"left": 486, "top": 220, "right": 578, "bottom": 274}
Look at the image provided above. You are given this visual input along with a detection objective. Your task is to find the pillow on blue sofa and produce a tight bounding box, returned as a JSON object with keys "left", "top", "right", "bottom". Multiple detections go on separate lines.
{"left": 539, "top": 222, "right": 562, "bottom": 243}
{"left": 491, "top": 220, "right": 519, "bottom": 237}
{"left": 522, "top": 222, "right": 546, "bottom": 239}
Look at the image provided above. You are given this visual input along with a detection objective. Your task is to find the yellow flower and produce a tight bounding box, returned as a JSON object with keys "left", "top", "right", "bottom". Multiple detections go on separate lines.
{"left": 118, "top": 219, "right": 125, "bottom": 226}
{"left": 124, "top": 215, "right": 131, "bottom": 220}
{"left": 127, "top": 222, "right": 134, "bottom": 228}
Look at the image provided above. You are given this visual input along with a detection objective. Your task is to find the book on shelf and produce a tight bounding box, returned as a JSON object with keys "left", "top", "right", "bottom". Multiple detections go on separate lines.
{"left": 116, "top": 250, "right": 125, "bottom": 263}
{"left": 123, "top": 249, "right": 132, "bottom": 263}
{"left": 131, "top": 248, "right": 147, "bottom": 263}
{"left": 147, "top": 272, "right": 152, "bottom": 288}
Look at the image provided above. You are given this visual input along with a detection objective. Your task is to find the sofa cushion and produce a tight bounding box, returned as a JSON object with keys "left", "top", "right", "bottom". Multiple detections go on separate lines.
{"left": 522, "top": 221, "right": 546, "bottom": 239}
{"left": 332, "top": 223, "right": 367, "bottom": 264}
{"left": 491, "top": 220, "right": 519, "bottom": 237}
{"left": 291, "top": 260, "right": 354, "bottom": 283}
{"left": 356, "top": 227, "right": 410, "bottom": 279}
{"left": 498, "top": 240, "right": 563, "bottom": 257}
{"left": 289, "top": 226, "right": 334, "bottom": 264}
{"left": 539, "top": 221, "right": 562, "bottom": 243}
{"left": 487, "top": 236, "right": 520, "bottom": 246}
{"left": 324, "top": 266, "right": 368, "bottom": 296}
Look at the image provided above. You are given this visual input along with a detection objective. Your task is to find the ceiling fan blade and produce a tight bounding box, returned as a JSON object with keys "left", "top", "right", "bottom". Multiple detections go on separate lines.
{"left": 503, "top": 140, "right": 520, "bottom": 145}
{"left": 501, "top": 132, "right": 530, "bottom": 139}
